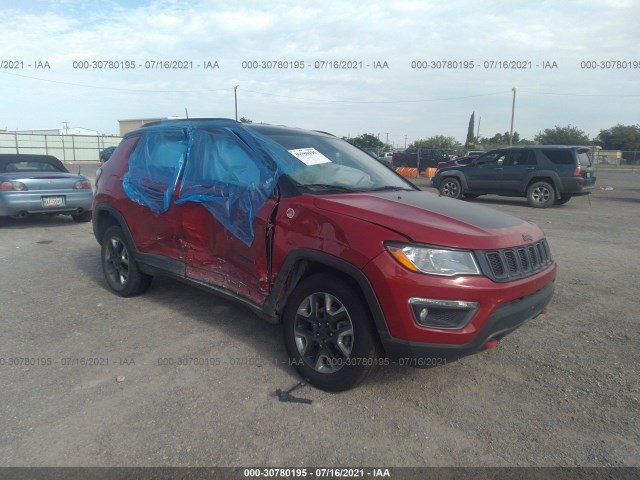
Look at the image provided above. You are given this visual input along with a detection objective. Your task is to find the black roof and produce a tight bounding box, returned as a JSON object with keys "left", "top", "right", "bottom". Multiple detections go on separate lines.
{"left": 0, "top": 154, "right": 68, "bottom": 173}
{"left": 124, "top": 118, "right": 335, "bottom": 139}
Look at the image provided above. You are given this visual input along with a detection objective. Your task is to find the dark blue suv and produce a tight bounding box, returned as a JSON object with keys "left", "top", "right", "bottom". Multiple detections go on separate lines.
{"left": 431, "top": 146, "right": 596, "bottom": 207}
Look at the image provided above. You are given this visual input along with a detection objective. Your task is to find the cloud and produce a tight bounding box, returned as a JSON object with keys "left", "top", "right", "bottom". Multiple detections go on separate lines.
{"left": 0, "top": 0, "right": 638, "bottom": 143}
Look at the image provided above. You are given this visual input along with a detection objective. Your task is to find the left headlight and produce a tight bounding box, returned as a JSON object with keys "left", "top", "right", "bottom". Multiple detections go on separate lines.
{"left": 386, "top": 242, "right": 480, "bottom": 276}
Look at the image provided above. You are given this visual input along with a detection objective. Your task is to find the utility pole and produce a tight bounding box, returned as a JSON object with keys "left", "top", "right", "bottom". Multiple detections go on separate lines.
{"left": 476, "top": 117, "right": 481, "bottom": 142}
{"left": 63, "top": 122, "right": 69, "bottom": 134}
{"left": 404, "top": 134, "right": 408, "bottom": 150}
{"left": 234, "top": 85, "right": 239, "bottom": 121}
{"left": 509, "top": 88, "right": 516, "bottom": 146}
{"left": 385, "top": 132, "right": 390, "bottom": 150}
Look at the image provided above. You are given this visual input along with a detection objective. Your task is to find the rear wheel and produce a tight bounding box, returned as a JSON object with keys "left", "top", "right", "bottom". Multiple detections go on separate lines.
{"left": 101, "top": 226, "right": 152, "bottom": 296}
{"left": 439, "top": 177, "right": 462, "bottom": 199}
{"left": 555, "top": 196, "right": 572, "bottom": 205}
{"left": 526, "top": 181, "right": 556, "bottom": 208}
{"left": 283, "top": 274, "right": 382, "bottom": 392}
{"left": 72, "top": 211, "right": 92, "bottom": 223}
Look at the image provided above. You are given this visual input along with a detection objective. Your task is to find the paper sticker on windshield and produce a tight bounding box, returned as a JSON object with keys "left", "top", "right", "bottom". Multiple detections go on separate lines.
{"left": 288, "top": 148, "right": 332, "bottom": 166}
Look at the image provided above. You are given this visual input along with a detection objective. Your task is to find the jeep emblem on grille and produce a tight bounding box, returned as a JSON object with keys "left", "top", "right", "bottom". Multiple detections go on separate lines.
{"left": 522, "top": 234, "right": 533, "bottom": 242}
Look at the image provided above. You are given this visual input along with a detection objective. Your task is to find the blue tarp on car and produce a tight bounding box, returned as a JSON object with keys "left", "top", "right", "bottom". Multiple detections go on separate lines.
{"left": 122, "top": 126, "right": 188, "bottom": 214}
{"left": 122, "top": 119, "right": 301, "bottom": 245}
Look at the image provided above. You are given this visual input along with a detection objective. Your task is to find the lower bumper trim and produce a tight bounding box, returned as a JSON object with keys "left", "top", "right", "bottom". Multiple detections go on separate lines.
{"left": 381, "top": 281, "right": 555, "bottom": 363}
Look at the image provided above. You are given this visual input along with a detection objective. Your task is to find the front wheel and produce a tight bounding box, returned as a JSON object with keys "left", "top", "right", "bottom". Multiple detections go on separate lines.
{"left": 526, "top": 181, "right": 556, "bottom": 208}
{"left": 439, "top": 177, "right": 462, "bottom": 199}
{"left": 283, "top": 274, "right": 382, "bottom": 392}
{"left": 101, "top": 226, "right": 152, "bottom": 297}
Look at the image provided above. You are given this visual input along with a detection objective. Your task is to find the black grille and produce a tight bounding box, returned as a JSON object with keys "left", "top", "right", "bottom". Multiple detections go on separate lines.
{"left": 421, "top": 307, "right": 471, "bottom": 329}
{"left": 478, "top": 239, "right": 553, "bottom": 282}
{"left": 504, "top": 250, "right": 518, "bottom": 274}
{"left": 487, "top": 253, "right": 504, "bottom": 276}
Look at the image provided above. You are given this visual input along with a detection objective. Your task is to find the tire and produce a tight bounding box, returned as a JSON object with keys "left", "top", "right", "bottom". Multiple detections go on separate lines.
{"left": 101, "top": 226, "right": 152, "bottom": 297}
{"left": 439, "top": 177, "right": 462, "bottom": 199}
{"left": 555, "top": 196, "right": 571, "bottom": 205}
{"left": 282, "top": 274, "right": 382, "bottom": 392}
{"left": 526, "top": 181, "right": 556, "bottom": 208}
{"left": 72, "top": 211, "right": 92, "bottom": 223}
{"left": 463, "top": 194, "right": 479, "bottom": 200}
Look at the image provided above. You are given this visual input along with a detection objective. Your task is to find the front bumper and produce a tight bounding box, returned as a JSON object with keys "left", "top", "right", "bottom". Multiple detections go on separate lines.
{"left": 380, "top": 282, "right": 554, "bottom": 362}
{"left": 362, "top": 249, "right": 557, "bottom": 362}
{"left": 0, "top": 190, "right": 94, "bottom": 216}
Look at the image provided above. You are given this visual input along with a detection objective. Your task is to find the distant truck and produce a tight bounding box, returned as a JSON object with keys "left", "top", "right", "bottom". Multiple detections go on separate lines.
{"left": 465, "top": 150, "right": 485, "bottom": 157}
{"left": 392, "top": 148, "right": 451, "bottom": 170}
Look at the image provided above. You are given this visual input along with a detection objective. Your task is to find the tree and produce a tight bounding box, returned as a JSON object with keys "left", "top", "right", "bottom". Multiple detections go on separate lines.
{"left": 596, "top": 124, "right": 640, "bottom": 151}
{"left": 464, "top": 112, "right": 475, "bottom": 149}
{"left": 534, "top": 125, "right": 590, "bottom": 145}
{"left": 409, "top": 135, "right": 459, "bottom": 150}
{"left": 239, "top": 117, "right": 253, "bottom": 123}
{"left": 342, "top": 133, "right": 384, "bottom": 150}
{"left": 480, "top": 131, "right": 528, "bottom": 147}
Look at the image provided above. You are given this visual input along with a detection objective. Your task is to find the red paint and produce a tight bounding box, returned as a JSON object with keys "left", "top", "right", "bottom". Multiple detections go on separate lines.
{"left": 94, "top": 131, "right": 558, "bottom": 357}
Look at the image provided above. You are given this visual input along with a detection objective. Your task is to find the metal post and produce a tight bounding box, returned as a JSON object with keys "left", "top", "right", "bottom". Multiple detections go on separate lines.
{"left": 509, "top": 88, "right": 516, "bottom": 146}
{"left": 14, "top": 132, "right": 19, "bottom": 154}
{"left": 234, "top": 85, "right": 239, "bottom": 121}
{"left": 45, "top": 135, "right": 48, "bottom": 155}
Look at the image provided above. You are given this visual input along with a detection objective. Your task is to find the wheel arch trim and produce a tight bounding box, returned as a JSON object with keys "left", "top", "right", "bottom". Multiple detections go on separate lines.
{"left": 264, "top": 249, "right": 391, "bottom": 339}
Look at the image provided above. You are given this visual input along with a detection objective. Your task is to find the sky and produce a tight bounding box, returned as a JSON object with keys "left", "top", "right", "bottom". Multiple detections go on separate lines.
{"left": 0, "top": 0, "right": 638, "bottom": 147}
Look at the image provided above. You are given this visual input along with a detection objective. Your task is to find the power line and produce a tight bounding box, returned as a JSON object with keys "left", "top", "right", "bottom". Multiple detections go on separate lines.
{"left": 238, "top": 88, "right": 506, "bottom": 104}
{"left": 518, "top": 90, "right": 640, "bottom": 98}
{"left": 0, "top": 70, "right": 235, "bottom": 94}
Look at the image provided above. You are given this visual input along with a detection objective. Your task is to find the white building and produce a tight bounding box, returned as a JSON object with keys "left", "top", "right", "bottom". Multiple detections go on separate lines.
{"left": 13, "top": 127, "right": 99, "bottom": 136}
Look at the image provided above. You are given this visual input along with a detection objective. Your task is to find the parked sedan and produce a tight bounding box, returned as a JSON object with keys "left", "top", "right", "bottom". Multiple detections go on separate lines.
{"left": 0, "top": 154, "right": 94, "bottom": 222}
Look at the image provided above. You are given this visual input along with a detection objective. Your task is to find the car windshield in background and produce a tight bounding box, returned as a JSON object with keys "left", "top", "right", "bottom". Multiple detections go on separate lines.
{"left": 2, "top": 161, "right": 65, "bottom": 173}
{"left": 259, "top": 132, "right": 413, "bottom": 192}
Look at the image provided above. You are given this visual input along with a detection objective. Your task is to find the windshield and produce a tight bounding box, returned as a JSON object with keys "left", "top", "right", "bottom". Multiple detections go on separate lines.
{"left": 257, "top": 131, "right": 414, "bottom": 193}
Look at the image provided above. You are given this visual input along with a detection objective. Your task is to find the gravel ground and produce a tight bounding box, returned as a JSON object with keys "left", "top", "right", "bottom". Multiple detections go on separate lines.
{"left": 0, "top": 170, "right": 638, "bottom": 467}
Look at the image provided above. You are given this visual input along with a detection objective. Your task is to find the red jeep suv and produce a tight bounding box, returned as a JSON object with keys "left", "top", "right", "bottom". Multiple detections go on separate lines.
{"left": 93, "top": 119, "right": 556, "bottom": 391}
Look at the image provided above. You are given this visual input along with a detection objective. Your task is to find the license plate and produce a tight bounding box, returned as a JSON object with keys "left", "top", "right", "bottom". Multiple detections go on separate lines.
{"left": 42, "top": 196, "right": 65, "bottom": 208}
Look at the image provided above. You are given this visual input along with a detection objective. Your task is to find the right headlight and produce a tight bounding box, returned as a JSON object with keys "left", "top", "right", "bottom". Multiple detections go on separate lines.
{"left": 386, "top": 242, "right": 481, "bottom": 276}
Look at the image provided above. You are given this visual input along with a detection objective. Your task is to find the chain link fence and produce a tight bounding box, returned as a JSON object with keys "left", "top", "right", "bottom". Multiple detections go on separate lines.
{"left": 0, "top": 132, "right": 122, "bottom": 163}
{"left": 591, "top": 150, "right": 640, "bottom": 171}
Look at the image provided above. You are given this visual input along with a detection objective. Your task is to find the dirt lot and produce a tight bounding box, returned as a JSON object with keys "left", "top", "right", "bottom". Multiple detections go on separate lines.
{"left": 0, "top": 169, "right": 638, "bottom": 467}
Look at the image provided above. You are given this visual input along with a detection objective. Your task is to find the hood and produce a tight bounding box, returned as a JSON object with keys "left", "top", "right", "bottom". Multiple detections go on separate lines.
{"left": 313, "top": 190, "right": 544, "bottom": 250}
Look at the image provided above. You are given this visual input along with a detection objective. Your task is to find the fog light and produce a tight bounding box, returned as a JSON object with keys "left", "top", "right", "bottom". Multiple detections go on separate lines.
{"left": 409, "top": 297, "right": 478, "bottom": 330}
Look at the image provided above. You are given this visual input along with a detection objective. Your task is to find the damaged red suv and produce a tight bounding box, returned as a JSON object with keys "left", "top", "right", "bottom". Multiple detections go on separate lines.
{"left": 93, "top": 119, "right": 556, "bottom": 391}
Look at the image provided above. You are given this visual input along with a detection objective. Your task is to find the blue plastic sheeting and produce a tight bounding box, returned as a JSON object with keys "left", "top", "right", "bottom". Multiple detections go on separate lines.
{"left": 122, "top": 126, "right": 188, "bottom": 213}
{"left": 177, "top": 121, "right": 301, "bottom": 245}
{"left": 122, "top": 119, "right": 301, "bottom": 245}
